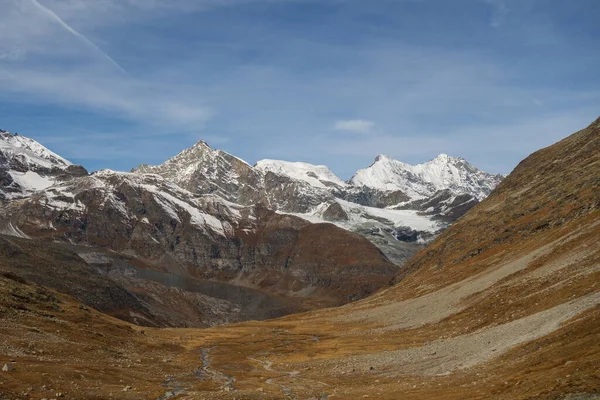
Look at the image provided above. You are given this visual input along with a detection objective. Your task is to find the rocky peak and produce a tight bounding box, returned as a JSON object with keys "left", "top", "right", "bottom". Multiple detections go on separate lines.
{"left": 0, "top": 129, "right": 87, "bottom": 201}
{"left": 374, "top": 154, "right": 391, "bottom": 162}
{"left": 0, "top": 129, "right": 72, "bottom": 169}
{"left": 193, "top": 139, "right": 211, "bottom": 149}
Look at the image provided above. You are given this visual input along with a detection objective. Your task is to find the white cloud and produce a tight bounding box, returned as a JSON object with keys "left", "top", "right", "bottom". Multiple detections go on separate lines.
{"left": 0, "top": 68, "right": 213, "bottom": 129}
{"left": 332, "top": 119, "right": 375, "bottom": 134}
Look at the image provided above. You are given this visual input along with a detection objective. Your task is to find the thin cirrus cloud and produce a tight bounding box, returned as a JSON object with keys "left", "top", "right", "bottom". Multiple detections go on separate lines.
{"left": 332, "top": 119, "right": 375, "bottom": 134}
{"left": 27, "top": 0, "right": 125, "bottom": 73}
{"left": 0, "top": 0, "right": 213, "bottom": 131}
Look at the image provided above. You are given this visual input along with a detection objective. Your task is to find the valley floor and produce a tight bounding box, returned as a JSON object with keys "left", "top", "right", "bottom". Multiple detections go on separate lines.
{"left": 1, "top": 214, "right": 598, "bottom": 399}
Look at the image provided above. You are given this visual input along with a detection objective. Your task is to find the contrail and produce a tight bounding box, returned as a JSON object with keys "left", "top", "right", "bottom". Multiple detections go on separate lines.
{"left": 29, "top": 0, "right": 126, "bottom": 74}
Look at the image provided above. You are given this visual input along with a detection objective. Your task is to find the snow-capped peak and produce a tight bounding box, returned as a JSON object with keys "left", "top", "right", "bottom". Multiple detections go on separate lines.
{"left": 374, "top": 154, "right": 392, "bottom": 162}
{"left": 433, "top": 153, "right": 451, "bottom": 161}
{"left": 350, "top": 153, "right": 503, "bottom": 201}
{"left": 255, "top": 159, "right": 348, "bottom": 189}
{"left": 0, "top": 129, "right": 72, "bottom": 170}
{"left": 0, "top": 129, "right": 81, "bottom": 200}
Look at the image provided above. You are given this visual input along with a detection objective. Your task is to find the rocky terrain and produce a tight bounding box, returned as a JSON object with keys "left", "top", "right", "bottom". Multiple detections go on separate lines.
{"left": 0, "top": 116, "right": 597, "bottom": 399}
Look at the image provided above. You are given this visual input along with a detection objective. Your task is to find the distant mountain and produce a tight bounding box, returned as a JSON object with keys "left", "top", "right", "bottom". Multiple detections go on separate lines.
{"left": 0, "top": 129, "right": 87, "bottom": 201}
{"left": 350, "top": 153, "right": 504, "bottom": 201}
{"left": 134, "top": 140, "right": 260, "bottom": 204}
{"left": 0, "top": 128, "right": 503, "bottom": 266}
{"left": 0, "top": 127, "right": 504, "bottom": 326}
{"left": 255, "top": 159, "right": 348, "bottom": 190}
{"left": 6, "top": 169, "right": 398, "bottom": 325}
{"left": 132, "top": 141, "right": 503, "bottom": 263}
{"left": 133, "top": 140, "right": 335, "bottom": 214}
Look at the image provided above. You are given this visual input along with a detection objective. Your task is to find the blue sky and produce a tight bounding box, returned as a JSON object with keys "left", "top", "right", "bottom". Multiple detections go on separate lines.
{"left": 0, "top": 0, "right": 599, "bottom": 178}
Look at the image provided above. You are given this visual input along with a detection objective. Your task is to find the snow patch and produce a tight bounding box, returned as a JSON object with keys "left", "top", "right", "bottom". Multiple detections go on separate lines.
{"left": 9, "top": 171, "right": 55, "bottom": 192}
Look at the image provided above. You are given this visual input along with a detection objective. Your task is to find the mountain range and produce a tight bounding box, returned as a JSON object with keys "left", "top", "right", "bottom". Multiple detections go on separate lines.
{"left": 1, "top": 129, "right": 503, "bottom": 263}
{"left": 0, "top": 117, "right": 597, "bottom": 399}
{"left": 0, "top": 127, "right": 503, "bottom": 326}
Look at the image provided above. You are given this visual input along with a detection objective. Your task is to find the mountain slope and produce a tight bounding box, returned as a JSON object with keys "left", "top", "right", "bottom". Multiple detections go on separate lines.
{"left": 2, "top": 169, "right": 399, "bottom": 324}
{"left": 2, "top": 117, "right": 594, "bottom": 399}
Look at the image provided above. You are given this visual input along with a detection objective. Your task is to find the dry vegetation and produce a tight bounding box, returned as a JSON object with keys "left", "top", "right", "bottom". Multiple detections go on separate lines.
{"left": 1, "top": 118, "right": 599, "bottom": 399}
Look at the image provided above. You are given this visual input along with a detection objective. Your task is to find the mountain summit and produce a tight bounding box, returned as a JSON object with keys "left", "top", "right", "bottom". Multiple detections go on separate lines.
{"left": 0, "top": 129, "right": 87, "bottom": 200}
{"left": 350, "top": 153, "right": 503, "bottom": 201}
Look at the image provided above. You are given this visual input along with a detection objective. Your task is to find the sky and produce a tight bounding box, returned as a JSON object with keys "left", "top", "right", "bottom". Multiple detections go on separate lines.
{"left": 0, "top": 0, "right": 599, "bottom": 178}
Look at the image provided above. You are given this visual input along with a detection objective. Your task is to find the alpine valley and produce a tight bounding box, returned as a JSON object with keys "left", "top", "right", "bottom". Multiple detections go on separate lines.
{"left": 0, "top": 127, "right": 502, "bottom": 327}
{"left": 0, "top": 118, "right": 598, "bottom": 400}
